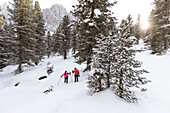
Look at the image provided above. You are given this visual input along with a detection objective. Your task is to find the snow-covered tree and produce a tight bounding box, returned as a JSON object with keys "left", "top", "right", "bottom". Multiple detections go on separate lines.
{"left": 0, "top": 8, "right": 6, "bottom": 30}
{"left": 72, "top": 0, "right": 117, "bottom": 72}
{"left": 112, "top": 16, "right": 150, "bottom": 103}
{"left": 134, "top": 14, "right": 142, "bottom": 44}
{"left": 88, "top": 14, "right": 150, "bottom": 103}
{"left": 87, "top": 0, "right": 118, "bottom": 93}
{"left": 0, "top": 26, "right": 8, "bottom": 69}
{"left": 60, "top": 15, "right": 71, "bottom": 60}
{"left": 0, "top": 8, "right": 7, "bottom": 69}
{"left": 148, "top": 0, "right": 170, "bottom": 55}
{"left": 52, "top": 24, "right": 62, "bottom": 55}
{"left": 46, "top": 31, "right": 52, "bottom": 58}
{"left": 7, "top": 0, "right": 38, "bottom": 74}
{"left": 33, "top": 1, "right": 46, "bottom": 65}
{"left": 71, "top": 24, "right": 78, "bottom": 54}
{"left": 0, "top": 22, "right": 16, "bottom": 69}
{"left": 88, "top": 33, "right": 117, "bottom": 93}
{"left": 52, "top": 15, "right": 71, "bottom": 59}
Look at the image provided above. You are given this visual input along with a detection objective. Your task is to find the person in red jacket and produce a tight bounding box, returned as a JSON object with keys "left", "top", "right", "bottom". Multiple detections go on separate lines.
{"left": 61, "top": 71, "right": 71, "bottom": 83}
{"left": 72, "top": 68, "right": 80, "bottom": 82}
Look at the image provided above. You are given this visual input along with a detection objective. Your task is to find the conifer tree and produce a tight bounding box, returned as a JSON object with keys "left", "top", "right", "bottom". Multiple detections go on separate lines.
{"left": 0, "top": 21, "right": 15, "bottom": 68}
{"left": 0, "top": 15, "right": 8, "bottom": 69}
{"left": 112, "top": 16, "right": 150, "bottom": 103}
{"left": 88, "top": 14, "right": 150, "bottom": 103}
{"left": 52, "top": 24, "right": 62, "bottom": 55}
{"left": 46, "top": 31, "right": 52, "bottom": 58}
{"left": 71, "top": 24, "right": 78, "bottom": 54}
{"left": 52, "top": 16, "right": 71, "bottom": 59}
{"left": 87, "top": 0, "right": 117, "bottom": 92}
{"left": 134, "top": 14, "right": 142, "bottom": 44}
{"left": 72, "top": 0, "right": 117, "bottom": 72}
{"left": 8, "top": 0, "right": 38, "bottom": 74}
{"left": 33, "top": 1, "right": 46, "bottom": 65}
{"left": 0, "top": 8, "right": 6, "bottom": 30}
{"left": 148, "top": 0, "right": 170, "bottom": 55}
{"left": 88, "top": 33, "right": 117, "bottom": 93}
{"left": 60, "top": 15, "right": 71, "bottom": 60}
{"left": 0, "top": 8, "right": 6, "bottom": 69}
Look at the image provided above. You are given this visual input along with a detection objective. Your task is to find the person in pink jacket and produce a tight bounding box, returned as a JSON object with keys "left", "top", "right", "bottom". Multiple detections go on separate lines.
{"left": 61, "top": 71, "right": 71, "bottom": 83}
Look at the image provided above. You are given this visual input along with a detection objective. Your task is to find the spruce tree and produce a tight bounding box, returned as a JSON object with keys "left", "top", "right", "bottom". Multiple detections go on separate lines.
{"left": 33, "top": 1, "right": 46, "bottom": 65}
{"left": 0, "top": 8, "right": 6, "bottom": 30}
{"left": 112, "top": 15, "right": 150, "bottom": 103}
{"left": 148, "top": 0, "right": 170, "bottom": 55}
{"left": 88, "top": 14, "right": 150, "bottom": 103}
{"left": 52, "top": 16, "right": 71, "bottom": 59}
{"left": 60, "top": 15, "right": 71, "bottom": 60}
{"left": 8, "top": 0, "right": 38, "bottom": 74}
{"left": 71, "top": 24, "right": 78, "bottom": 54}
{"left": 88, "top": 33, "right": 117, "bottom": 93}
{"left": 0, "top": 26, "right": 8, "bottom": 69}
{"left": 72, "top": 0, "right": 117, "bottom": 72}
{"left": 134, "top": 14, "right": 142, "bottom": 44}
{"left": 0, "top": 8, "right": 7, "bottom": 69}
{"left": 87, "top": 0, "right": 117, "bottom": 92}
{"left": 52, "top": 24, "right": 62, "bottom": 55}
{"left": 46, "top": 31, "right": 52, "bottom": 58}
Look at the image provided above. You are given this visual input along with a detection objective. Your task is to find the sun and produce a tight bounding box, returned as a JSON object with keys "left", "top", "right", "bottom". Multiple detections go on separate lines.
{"left": 141, "top": 22, "right": 150, "bottom": 30}
{"left": 140, "top": 15, "right": 150, "bottom": 30}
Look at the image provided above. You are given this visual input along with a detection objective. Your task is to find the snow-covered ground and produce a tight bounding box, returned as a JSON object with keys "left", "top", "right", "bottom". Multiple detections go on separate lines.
{"left": 0, "top": 41, "right": 170, "bottom": 113}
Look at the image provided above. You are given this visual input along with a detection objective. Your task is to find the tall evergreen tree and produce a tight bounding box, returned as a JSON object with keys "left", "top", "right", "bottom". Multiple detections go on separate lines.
{"left": 0, "top": 29, "right": 6, "bottom": 69}
{"left": 0, "top": 11, "right": 8, "bottom": 69}
{"left": 148, "top": 0, "right": 170, "bottom": 55}
{"left": 134, "top": 14, "right": 142, "bottom": 44}
{"left": 88, "top": 14, "right": 150, "bottom": 103}
{"left": 87, "top": 9, "right": 117, "bottom": 93}
{"left": 46, "top": 31, "right": 52, "bottom": 58}
{"left": 33, "top": 1, "right": 46, "bottom": 65}
{"left": 112, "top": 16, "right": 150, "bottom": 103}
{"left": 0, "top": 8, "right": 6, "bottom": 30}
{"left": 72, "top": 0, "right": 117, "bottom": 72}
{"left": 52, "top": 24, "right": 62, "bottom": 55}
{"left": 59, "top": 15, "right": 71, "bottom": 60}
{"left": 0, "top": 8, "right": 5, "bottom": 69}
{"left": 88, "top": 33, "right": 117, "bottom": 93}
{"left": 8, "top": 0, "right": 38, "bottom": 74}
{"left": 71, "top": 24, "right": 78, "bottom": 54}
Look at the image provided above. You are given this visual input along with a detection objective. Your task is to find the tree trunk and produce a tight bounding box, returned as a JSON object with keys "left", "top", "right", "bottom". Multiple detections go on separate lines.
{"left": 98, "top": 76, "right": 102, "bottom": 92}
{"left": 119, "top": 69, "right": 123, "bottom": 98}
{"left": 15, "top": 62, "right": 22, "bottom": 74}
{"left": 64, "top": 50, "right": 67, "bottom": 60}
{"left": 83, "top": 57, "right": 91, "bottom": 72}
{"left": 73, "top": 48, "right": 76, "bottom": 54}
{"left": 164, "top": 37, "right": 169, "bottom": 50}
{"left": 106, "top": 63, "right": 111, "bottom": 88}
{"left": 15, "top": 42, "right": 23, "bottom": 74}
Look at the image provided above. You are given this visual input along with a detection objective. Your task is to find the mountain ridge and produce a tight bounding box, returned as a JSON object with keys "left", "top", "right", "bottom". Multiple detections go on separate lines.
{"left": 43, "top": 4, "right": 72, "bottom": 32}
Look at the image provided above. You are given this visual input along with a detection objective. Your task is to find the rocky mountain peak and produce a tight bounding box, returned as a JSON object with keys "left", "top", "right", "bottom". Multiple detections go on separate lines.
{"left": 43, "top": 4, "right": 70, "bottom": 32}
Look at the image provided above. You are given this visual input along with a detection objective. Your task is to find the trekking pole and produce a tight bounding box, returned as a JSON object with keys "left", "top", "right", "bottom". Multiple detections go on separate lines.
{"left": 57, "top": 77, "right": 62, "bottom": 86}
{"left": 70, "top": 73, "right": 73, "bottom": 83}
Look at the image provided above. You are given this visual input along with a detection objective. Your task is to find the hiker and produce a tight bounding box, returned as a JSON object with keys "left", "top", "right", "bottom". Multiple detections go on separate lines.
{"left": 61, "top": 71, "right": 71, "bottom": 84}
{"left": 72, "top": 68, "right": 80, "bottom": 82}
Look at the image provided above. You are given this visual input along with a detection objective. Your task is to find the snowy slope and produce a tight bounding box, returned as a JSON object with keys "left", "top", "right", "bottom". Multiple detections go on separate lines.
{"left": 0, "top": 41, "right": 170, "bottom": 113}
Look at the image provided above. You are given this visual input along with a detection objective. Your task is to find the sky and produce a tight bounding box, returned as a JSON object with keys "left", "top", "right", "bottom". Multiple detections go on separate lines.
{"left": 0, "top": 0, "right": 154, "bottom": 29}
